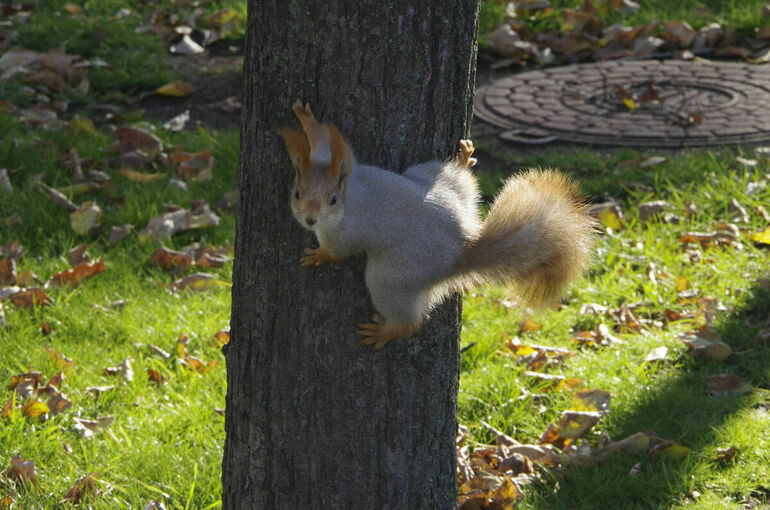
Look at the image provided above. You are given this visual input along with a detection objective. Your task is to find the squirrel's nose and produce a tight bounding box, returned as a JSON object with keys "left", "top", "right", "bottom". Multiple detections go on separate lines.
{"left": 305, "top": 217, "right": 316, "bottom": 226}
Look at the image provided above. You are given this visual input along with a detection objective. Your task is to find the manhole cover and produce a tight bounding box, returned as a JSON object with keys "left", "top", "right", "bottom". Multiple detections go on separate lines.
{"left": 474, "top": 60, "right": 770, "bottom": 147}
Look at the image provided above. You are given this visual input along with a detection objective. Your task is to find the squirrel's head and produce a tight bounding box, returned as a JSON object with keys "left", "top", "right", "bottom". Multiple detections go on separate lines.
{"left": 278, "top": 101, "right": 353, "bottom": 232}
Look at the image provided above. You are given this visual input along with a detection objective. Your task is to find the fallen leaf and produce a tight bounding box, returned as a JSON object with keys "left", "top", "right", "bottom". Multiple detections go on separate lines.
{"left": 2, "top": 454, "right": 37, "bottom": 486}
{"left": 22, "top": 400, "right": 49, "bottom": 418}
{"left": 679, "top": 330, "right": 732, "bottom": 361}
{"left": 644, "top": 346, "right": 668, "bottom": 363}
{"left": 212, "top": 329, "right": 230, "bottom": 345}
{"left": 153, "top": 81, "right": 194, "bottom": 97}
{"left": 181, "top": 355, "right": 218, "bottom": 374}
{"left": 51, "top": 257, "right": 105, "bottom": 286}
{"left": 110, "top": 127, "right": 163, "bottom": 159}
{"left": 9, "top": 288, "right": 52, "bottom": 309}
{"left": 73, "top": 416, "right": 115, "bottom": 438}
{"left": 84, "top": 386, "right": 115, "bottom": 400}
{"left": 0, "top": 258, "right": 15, "bottom": 285}
{"left": 174, "top": 149, "right": 213, "bottom": 182}
{"left": 61, "top": 472, "right": 99, "bottom": 503}
{"left": 598, "top": 204, "right": 625, "bottom": 231}
{"left": 176, "top": 333, "right": 190, "bottom": 357}
{"left": 750, "top": 226, "right": 770, "bottom": 245}
{"left": 650, "top": 440, "right": 690, "bottom": 460}
{"left": 638, "top": 200, "right": 668, "bottom": 221}
{"left": 570, "top": 388, "right": 611, "bottom": 415}
{"left": 104, "top": 357, "right": 134, "bottom": 382}
{"left": 37, "top": 181, "right": 77, "bottom": 211}
{"left": 169, "top": 35, "right": 205, "bottom": 55}
{"left": 139, "top": 209, "right": 191, "bottom": 243}
{"left": 519, "top": 316, "right": 542, "bottom": 333}
{"left": 45, "top": 346, "right": 74, "bottom": 370}
{"left": 144, "top": 500, "right": 168, "bottom": 510}
{"left": 150, "top": 246, "right": 193, "bottom": 269}
{"left": 170, "top": 272, "right": 222, "bottom": 292}
{"left": 69, "top": 201, "right": 102, "bottom": 235}
{"left": 712, "top": 446, "right": 738, "bottom": 465}
{"left": 46, "top": 390, "right": 72, "bottom": 415}
{"left": 109, "top": 224, "right": 134, "bottom": 244}
{"left": 147, "top": 369, "right": 165, "bottom": 387}
{"left": 148, "top": 344, "right": 171, "bottom": 360}
{"left": 118, "top": 168, "right": 168, "bottom": 183}
{"left": 705, "top": 374, "right": 752, "bottom": 395}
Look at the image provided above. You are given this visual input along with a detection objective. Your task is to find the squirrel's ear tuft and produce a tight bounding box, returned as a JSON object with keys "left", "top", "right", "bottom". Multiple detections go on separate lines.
{"left": 277, "top": 127, "right": 310, "bottom": 175}
{"left": 293, "top": 101, "right": 328, "bottom": 154}
{"left": 328, "top": 124, "right": 353, "bottom": 186}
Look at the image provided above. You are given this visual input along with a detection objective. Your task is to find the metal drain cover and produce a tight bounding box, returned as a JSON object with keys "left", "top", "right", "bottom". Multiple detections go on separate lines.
{"left": 474, "top": 60, "right": 770, "bottom": 147}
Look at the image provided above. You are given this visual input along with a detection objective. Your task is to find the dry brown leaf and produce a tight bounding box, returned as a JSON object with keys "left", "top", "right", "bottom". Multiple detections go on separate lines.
{"left": 61, "top": 472, "right": 99, "bottom": 503}
{"left": 705, "top": 374, "right": 752, "bottom": 396}
{"left": 104, "top": 357, "right": 134, "bottom": 382}
{"left": 48, "top": 371, "right": 64, "bottom": 388}
{"left": 212, "top": 329, "right": 230, "bottom": 346}
{"left": 84, "top": 385, "right": 115, "bottom": 400}
{"left": 110, "top": 127, "right": 163, "bottom": 159}
{"left": 0, "top": 258, "right": 15, "bottom": 286}
{"left": 45, "top": 346, "right": 74, "bottom": 370}
{"left": 679, "top": 330, "right": 732, "bottom": 361}
{"left": 46, "top": 390, "right": 72, "bottom": 416}
{"left": 638, "top": 200, "right": 668, "bottom": 221}
{"left": 172, "top": 148, "right": 214, "bottom": 182}
{"left": 139, "top": 209, "right": 192, "bottom": 243}
{"left": 713, "top": 446, "right": 738, "bottom": 465}
{"left": 9, "top": 288, "right": 52, "bottom": 309}
{"left": 0, "top": 241, "right": 23, "bottom": 259}
{"left": 2, "top": 454, "right": 38, "bottom": 486}
{"left": 181, "top": 355, "right": 218, "bottom": 374}
{"left": 51, "top": 257, "right": 105, "bottom": 287}
{"left": 147, "top": 369, "right": 165, "bottom": 387}
{"left": 73, "top": 416, "right": 115, "bottom": 438}
{"left": 9, "top": 371, "right": 42, "bottom": 398}
{"left": 170, "top": 272, "right": 221, "bottom": 292}
{"left": 109, "top": 224, "right": 134, "bottom": 244}
{"left": 150, "top": 246, "right": 193, "bottom": 269}
{"left": 67, "top": 244, "right": 90, "bottom": 267}
{"left": 148, "top": 343, "right": 171, "bottom": 360}
{"left": 519, "top": 316, "right": 542, "bottom": 333}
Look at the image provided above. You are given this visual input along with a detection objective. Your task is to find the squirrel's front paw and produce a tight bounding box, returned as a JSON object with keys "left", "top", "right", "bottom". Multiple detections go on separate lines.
{"left": 456, "top": 139, "right": 477, "bottom": 169}
{"left": 299, "top": 247, "right": 327, "bottom": 267}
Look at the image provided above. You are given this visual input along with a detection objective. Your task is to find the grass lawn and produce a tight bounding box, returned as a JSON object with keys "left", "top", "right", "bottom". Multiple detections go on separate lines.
{"left": 1, "top": 1, "right": 770, "bottom": 508}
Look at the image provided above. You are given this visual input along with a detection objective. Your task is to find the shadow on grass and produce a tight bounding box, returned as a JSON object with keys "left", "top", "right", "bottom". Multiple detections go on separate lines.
{"left": 526, "top": 281, "right": 770, "bottom": 509}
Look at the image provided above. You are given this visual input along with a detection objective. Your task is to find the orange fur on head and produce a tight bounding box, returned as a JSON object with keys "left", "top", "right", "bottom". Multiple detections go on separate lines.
{"left": 277, "top": 127, "right": 310, "bottom": 175}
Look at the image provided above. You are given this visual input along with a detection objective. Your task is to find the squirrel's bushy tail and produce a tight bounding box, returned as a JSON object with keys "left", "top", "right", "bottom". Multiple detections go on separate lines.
{"left": 455, "top": 169, "right": 596, "bottom": 307}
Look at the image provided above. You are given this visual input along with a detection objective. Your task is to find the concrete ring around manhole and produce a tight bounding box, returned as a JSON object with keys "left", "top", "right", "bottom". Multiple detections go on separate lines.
{"left": 474, "top": 59, "right": 770, "bottom": 147}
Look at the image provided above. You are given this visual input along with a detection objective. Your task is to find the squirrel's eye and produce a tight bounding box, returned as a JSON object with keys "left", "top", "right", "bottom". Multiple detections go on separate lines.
{"left": 330, "top": 195, "right": 337, "bottom": 206}
{"left": 294, "top": 189, "right": 300, "bottom": 200}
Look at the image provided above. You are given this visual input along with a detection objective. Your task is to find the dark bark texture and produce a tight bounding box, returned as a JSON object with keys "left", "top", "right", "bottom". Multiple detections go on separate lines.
{"left": 224, "top": 1, "right": 479, "bottom": 508}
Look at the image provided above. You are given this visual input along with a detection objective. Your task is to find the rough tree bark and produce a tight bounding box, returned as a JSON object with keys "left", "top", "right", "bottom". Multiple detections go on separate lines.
{"left": 223, "top": 2, "right": 479, "bottom": 508}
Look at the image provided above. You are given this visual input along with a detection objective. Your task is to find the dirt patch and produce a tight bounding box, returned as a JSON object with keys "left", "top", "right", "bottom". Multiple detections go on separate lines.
{"left": 140, "top": 41, "right": 243, "bottom": 131}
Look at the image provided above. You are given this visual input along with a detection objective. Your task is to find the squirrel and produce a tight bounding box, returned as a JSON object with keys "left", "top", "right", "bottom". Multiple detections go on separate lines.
{"left": 278, "top": 100, "right": 596, "bottom": 351}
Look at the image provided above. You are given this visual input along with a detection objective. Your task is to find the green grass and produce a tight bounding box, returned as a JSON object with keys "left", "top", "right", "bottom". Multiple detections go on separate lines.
{"left": 461, "top": 144, "right": 770, "bottom": 508}
{"left": 479, "top": 0, "right": 770, "bottom": 41}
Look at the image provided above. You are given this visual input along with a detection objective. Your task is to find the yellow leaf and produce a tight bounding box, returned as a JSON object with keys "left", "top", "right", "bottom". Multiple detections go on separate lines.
{"left": 598, "top": 205, "right": 625, "bottom": 231}
{"left": 750, "top": 226, "right": 770, "bottom": 244}
{"left": 519, "top": 316, "right": 542, "bottom": 333}
{"left": 153, "top": 81, "right": 194, "bottom": 97}
{"left": 118, "top": 169, "right": 168, "bottom": 183}
{"left": 675, "top": 276, "right": 689, "bottom": 292}
{"left": 651, "top": 440, "right": 690, "bottom": 460}
{"left": 623, "top": 96, "right": 637, "bottom": 110}
{"left": 22, "top": 401, "right": 49, "bottom": 418}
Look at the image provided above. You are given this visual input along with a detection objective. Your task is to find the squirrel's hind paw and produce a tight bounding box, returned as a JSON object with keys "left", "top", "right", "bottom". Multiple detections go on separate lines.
{"left": 356, "top": 315, "right": 422, "bottom": 351}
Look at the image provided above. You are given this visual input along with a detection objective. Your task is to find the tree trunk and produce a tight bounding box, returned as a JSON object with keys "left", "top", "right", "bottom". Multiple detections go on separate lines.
{"left": 223, "top": 2, "right": 479, "bottom": 508}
